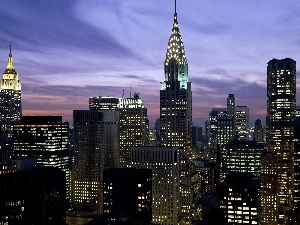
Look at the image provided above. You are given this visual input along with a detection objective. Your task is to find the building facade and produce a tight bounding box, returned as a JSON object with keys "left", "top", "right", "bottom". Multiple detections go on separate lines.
{"left": 220, "top": 172, "right": 259, "bottom": 224}
{"left": 235, "top": 106, "right": 249, "bottom": 140}
{"left": 0, "top": 166, "right": 66, "bottom": 225}
{"left": 13, "top": 116, "right": 70, "bottom": 197}
{"left": 131, "top": 146, "right": 180, "bottom": 225}
{"left": 0, "top": 46, "right": 21, "bottom": 174}
{"left": 103, "top": 168, "right": 152, "bottom": 224}
{"left": 89, "top": 94, "right": 149, "bottom": 168}
{"left": 222, "top": 140, "right": 264, "bottom": 179}
{"left": 72, "top": 110, "right": 119, "bottom": 212}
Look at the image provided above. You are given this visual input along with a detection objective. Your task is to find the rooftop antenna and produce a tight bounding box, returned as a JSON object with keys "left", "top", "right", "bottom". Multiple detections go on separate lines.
{"left": 175, "top": 0, "right": 177, "bottom": 14}
{"left": 9, "top": 42, "right": 12, "bottom": 56}
{"left": 130, "top": 83, "right": 132, "bottom": 98}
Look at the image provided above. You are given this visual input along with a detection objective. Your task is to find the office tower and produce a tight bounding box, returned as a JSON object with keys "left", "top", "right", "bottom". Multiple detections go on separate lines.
{"left": 131, "top": 146, "right": 180, "bottom": 225}
{"left": 73, "top": 110, "right": 119, "bottom": 212}
{"left": 227, "top": 94, "right": 235, "bottom": 131}
{"left": 118, "top": 93, "right": 149, "bottom": 167}
{"left": 223, "top": 140, "right": 264, "bottom": 179}
{"left": 159, "top": 4, "right": 196, "bottom": 221}
{"left": 103, "top": 168, "right": 152, "bottom": 224}
{"left": 90, "top": 94, "right": 149, "bottom": 168}
{"left": 0, "top": 166, "right": 66, "bottom": 225}
{"left": 0, "top": 46, "right": 21, "bottom": 174}
{"left": 253, "top": 119, "right": 263, "bottom": 142}
{"left": 13, "top": 116, "right": 70, "bottom": 197}
{"left": 209, "top": 108, "right": 234, "bottom": 154}
{"left": 235, "top": 106, "right": 249, "bottom": 140}
{"left": 219, "top": 172, "right": 259, "bottom": 224}
{"left": 262, "top": 58, "right": 296, "bottom": 224}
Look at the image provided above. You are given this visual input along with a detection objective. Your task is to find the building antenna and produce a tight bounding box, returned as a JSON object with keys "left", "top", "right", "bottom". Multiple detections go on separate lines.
{"left": 9, "top": 42, "right": 12, "bottom": 56}
{"left": 175, "top": 0, "right": 177, "bottom": 14}
{"left": 130, "top": 83, "right": 132, "bottom": 98}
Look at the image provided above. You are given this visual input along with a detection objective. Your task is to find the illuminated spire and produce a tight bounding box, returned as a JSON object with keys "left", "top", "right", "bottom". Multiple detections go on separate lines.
{"left": 7, "top": 44, "right": 14, "bottom": 70}
{"left": 164, "top": 0, "right": 188, "bottom": 84}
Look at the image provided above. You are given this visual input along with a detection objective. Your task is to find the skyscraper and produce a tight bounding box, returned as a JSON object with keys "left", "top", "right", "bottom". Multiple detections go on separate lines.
{"left": 159, "top": 3, "right": 194, "bottom": 220}
{"left": 262, "top": 58, "right": 296, "bottom": 224}
{"left": 89, "top": 94, "right": 149, "bottom": 168}
{"left": 0, "top": 46, "right": 21, "bottom": 174}
{"left": 72, "top": 110, "right": 119, "bottom": 213}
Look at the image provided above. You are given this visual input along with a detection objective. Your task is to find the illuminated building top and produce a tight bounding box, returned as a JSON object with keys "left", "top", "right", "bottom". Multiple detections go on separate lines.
{"left": 1, "top": 45, "right": 21, "bottom": 91}
{"left": 163, "top": 2, "right": 188, "bottom": 90}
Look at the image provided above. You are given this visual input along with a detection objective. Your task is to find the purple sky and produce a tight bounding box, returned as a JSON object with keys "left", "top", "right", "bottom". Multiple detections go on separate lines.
{"left": 1, "top": 0, "right": 300, "bottom": 127}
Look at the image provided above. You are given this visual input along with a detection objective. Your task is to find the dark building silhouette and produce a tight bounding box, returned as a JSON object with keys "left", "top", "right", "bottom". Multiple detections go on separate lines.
{"left": 0, "top": 166, "right": 66, "bottom": 225}
{"left": 294, "top": 106, "right": 300, "bottom": 219}
{"left": 219, "top": 172, "right": 259, "bottom": 224}
{"left": 253, "top": 119, "right": 263, "bottom": 142}
{"left": 103, "top": 168, "right": 152, "bottom": 225}
{"left": 13, "top": 116, "right": 70, "bottom": 198}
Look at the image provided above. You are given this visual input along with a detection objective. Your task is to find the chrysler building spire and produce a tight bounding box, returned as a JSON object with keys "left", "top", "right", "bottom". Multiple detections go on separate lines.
{"left": 164, "top": 0, "right": 188, "bottom": 87}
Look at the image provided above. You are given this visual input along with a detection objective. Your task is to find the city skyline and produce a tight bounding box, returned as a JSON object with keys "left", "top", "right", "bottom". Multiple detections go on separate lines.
{"left": 1, "top": 1, "right": 300, "bottom": 127}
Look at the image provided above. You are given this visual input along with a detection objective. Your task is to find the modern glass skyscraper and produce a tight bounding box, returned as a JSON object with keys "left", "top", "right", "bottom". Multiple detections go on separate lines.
{"left": 0, "top": 46, "right": 21, "bottom": 174}
{"left": 159, "top": 4, "right": 194, "bottom": 221}
{"left": 261, "top": 58, "right": 296, "bottom": 224}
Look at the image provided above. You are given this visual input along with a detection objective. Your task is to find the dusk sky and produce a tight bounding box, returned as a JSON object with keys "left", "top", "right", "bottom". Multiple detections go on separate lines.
{"left": 1, "top": 0, "right": 300, "bottom": 127}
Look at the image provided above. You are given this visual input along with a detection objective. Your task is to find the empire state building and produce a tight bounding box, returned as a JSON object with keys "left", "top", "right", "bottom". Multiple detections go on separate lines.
{"left": 160, "top": 3, "right": 194, "bottom": 221}
{"left": 0, "top": 46, "right": 21, "bottom": 173}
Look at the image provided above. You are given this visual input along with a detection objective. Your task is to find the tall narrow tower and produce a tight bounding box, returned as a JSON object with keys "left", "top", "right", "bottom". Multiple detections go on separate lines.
{"left": 160, "top": 2, "right": 194, "bottom": 221}
{"left": 160, "top": 1, "right": 192, "bottom": 159}
{"left": 0, "top": 46, "right": 21, "bottom": 174}
{"left": 261, "top": 58, "right": 296, "bottom": 224}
